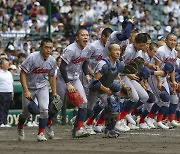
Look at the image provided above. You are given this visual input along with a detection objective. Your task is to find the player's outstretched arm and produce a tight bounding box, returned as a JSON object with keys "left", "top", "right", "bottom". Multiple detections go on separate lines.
{"left": 20, "top": 70, "right": 31, "bottom": 99}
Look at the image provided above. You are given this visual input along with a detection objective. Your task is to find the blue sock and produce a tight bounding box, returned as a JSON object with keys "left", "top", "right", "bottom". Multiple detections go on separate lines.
{"left": 39, "top": 118, "right": 48, "bottom": 129}
{"left": 169, "top": 103, "right": 178, "bottom": 114}
{"left": 76, "top": 108, "right": 87, "bottom": 122}
{"left": 150, "top": 103, "right": 160, "bottom": 114}
{"left": 124, "top": 100, "right": 134, "bottom": 112}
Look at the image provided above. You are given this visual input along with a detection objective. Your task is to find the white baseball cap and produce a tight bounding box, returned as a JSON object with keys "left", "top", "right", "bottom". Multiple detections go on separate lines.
{"left": 34, "top": 1, "right": 40, "bottom": 6}
{"left": 9, "top": 65, "right": 17, "bottom": 70}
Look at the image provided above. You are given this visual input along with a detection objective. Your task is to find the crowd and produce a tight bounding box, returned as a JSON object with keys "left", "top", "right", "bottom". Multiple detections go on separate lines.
{"left": 0, "top": 0, "right": 180, "bottom": 140}
{"left": 0, "top": 0, "right": 179, "bottom": 74}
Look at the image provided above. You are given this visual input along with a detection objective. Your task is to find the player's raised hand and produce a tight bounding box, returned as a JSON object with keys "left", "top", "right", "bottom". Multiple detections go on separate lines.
{"left": 66, "top": 82, "right": 76, "bottom": 93}
{"left": 128, "top": 18, "right": 135, "bottom": 24}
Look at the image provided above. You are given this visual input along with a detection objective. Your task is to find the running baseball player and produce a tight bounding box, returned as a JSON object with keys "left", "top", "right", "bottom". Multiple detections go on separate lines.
{"left": 115, "top": 33, "right": 150, "bottom": 131}
{"left": 83, "top": 28, "right": 113, "bottom": 134}
{"left": 17, "top": 38, "right": 57, "bottom": 141}
{"left": 58, "top": 28, "right": 91, "bottom": 138}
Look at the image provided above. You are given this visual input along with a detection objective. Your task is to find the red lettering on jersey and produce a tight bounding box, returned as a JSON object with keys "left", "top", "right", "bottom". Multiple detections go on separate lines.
{"left": 164, "top": 57, "right": 176, "bottom": 63}
{"left": 72, "top": 57, "right": 86, "bottom": 64}
{"left": 96, "top": 54, "right": 102, "bottom": 61}
{"left": 32, "top": 67, "right": 50, "bottom": 74}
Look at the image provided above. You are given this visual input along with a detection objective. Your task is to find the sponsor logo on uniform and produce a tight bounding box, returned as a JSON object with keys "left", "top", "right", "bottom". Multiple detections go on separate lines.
{"left": 96, "top": 54, "right": 102, "bottom": 61}
{"left": 71, "top": 57, "right": 86, "bottom": 64}
{"left": 164, "top": 57, "right": 176, "bottom": 63}
{"left": 32, "top": 67, "right": 50, "bottom": 74}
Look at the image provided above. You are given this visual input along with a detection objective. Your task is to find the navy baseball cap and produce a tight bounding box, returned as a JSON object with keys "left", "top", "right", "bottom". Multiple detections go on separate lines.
{"left": 163, "top": 62, "right": 174, "bottom": 73}
{"left": 138, "top": 66, "right": 151, "bottom": 79}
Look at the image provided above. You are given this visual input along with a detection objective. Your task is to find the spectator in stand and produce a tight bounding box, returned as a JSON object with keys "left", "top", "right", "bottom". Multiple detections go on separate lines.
{"left": 7, "top": 20, "right": 14, "bottom": 32}
{"left": 135, "top": 6, "right": 145, "bottom": 21}
{"left": 21, "top": 42, "right": 30, "bottom": 55}
{"left": 11, "top": 22, "right": 26, "bottom": 38}
{"left": 154, "top": 20, "right": 164, "bottom": 37}
{"left": 37, "top": 6, "right": 48, "bottom": 28}
{"left": 18, "top": 53, "right": 27, "bottom": 64}
{"left": 0, "top": 58, "right": 13, "bottom": 127}
{"left": 138, "top": 18, "right": 149, "bottom": 33}
{"left": 0, "top": 7, "right": 9, "bottom": 25}
{"left": 29, "top": 1, "right": 41, "bottom": 15}
{"left": 144, "top": 9, "right": 153, "bottom": 26}
{"left": 60, "top": 0, "right": 72, "bottom": 14}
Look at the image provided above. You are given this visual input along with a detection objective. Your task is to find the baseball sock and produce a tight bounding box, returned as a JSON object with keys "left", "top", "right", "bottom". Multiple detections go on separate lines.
{"left": 147, "top": 103, "right": 160, "bottom": 118}
{"left": 38, "top": 118, "right": 48, "bottom": 134}
{"left": 176, "top": 111, "right": 180, "bottom": 122}
{"left": 76, "top": 108, "right": 87, "bottom": 130}
{"left": 157, "top": 106, "right": 168, "bottom": 122}
{"left": 86, "top": 104, "right": 103, "bottom": 126}
{"left": 139, "top": 110, "right": 149, "bottom": 124}
{"left": 18, "top": 114, "right": 26, "bottom": 129}
{"left": 169, "top": 103, "right": 178, "bottom": 122}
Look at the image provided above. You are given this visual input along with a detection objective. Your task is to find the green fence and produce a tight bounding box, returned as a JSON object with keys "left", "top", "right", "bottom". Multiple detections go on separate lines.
{"left": 8, "top": 109, "right": 75, "bottom": 126}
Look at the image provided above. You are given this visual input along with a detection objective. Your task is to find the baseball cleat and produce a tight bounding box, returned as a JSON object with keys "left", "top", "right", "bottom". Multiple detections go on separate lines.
{"left": 18, "top": 129, "right": 25, "bottom": 141}
{"left": 139, "top": 122, "right": 150, "bottom": 129}
{"left": 85, "top": 124, "right": 96, "bottom": 135}
{"left": 157, "top": 121, "right": 169, "bottom": 129}
{"left": 32, "top": 121, "right": 38, "bottom": 127}
{"left": 128, "top": 123, "right": 139, "bottom": 130}
{"left": 169, "top": 120, "right": 179, "bottom": 127}
{"left": 146, "top": 117, "right": 156, "bottom": 129}
{"left": 26, "top": 121, "right": 33, "bottom": 127}
{"left": 105, "top": 130, "right": 119, "bottom": 138}
{"left": 46, "top": 125, "right": 54, "bottom": 139}
{"left": 94, "top": 125, "right": 105, "bottom": 133}
{"left": 126, "top": 114, "right": 136, "bottom": 125}
{"left": 37, "top": 133, "right": 47, "bottom": 141}
{"left": 115, "top": 120, "right": 130, "bottom": 132}
{"left": 73, "top": 127, "right": 90, "bottom": 138}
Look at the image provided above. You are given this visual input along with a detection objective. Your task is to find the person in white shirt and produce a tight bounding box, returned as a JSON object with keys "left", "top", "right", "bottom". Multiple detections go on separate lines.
{"left": 0, "top": 58, "right": 14, "bottom": 127}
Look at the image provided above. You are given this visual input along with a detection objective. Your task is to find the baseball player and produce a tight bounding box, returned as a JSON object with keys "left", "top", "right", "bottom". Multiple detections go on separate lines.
{"left": 103, "top": 18, "right": 135, "bottom": 57}
{"left": 146, "top": 33, "right": 178, "bottom": 129}
{"left": 137, "top": 42, "right": 159, "bottom": 129}
{"left": 114, "top": 33, "right": 150, "bottom": 131}
{"left": 87, "top": 43, "right": 124, "bottom": 138}
{"left": 58, "top": 28, "right": 91, "bottom": 138}
{"left": 83, "top": 28, "right": 113, "bottom": 134}
{"left": 17, "top": 38, "right": 57, "bottom": 141}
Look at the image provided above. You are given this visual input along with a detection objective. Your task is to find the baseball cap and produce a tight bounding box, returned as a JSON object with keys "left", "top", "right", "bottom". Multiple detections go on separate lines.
{"left": 165, "top": 26, "right": 171, "bottom": 33}
{"left": 34, "top": 1, "right": 40, "bottom": 6}
{"left": 9, "top": 65, "right": 17, "bottom": 70}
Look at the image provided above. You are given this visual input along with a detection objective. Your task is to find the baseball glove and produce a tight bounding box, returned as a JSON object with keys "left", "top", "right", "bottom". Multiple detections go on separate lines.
{"left": 66, "top": 91, "right": 83, "bottom": 107}
{"left": 119, "top": 86, "right": 132, "bottom": 98}
{"left": 122, "top": 62, "right": 139, "bottom": 74}
{"left": 134, "top": 57, "right": 145, "bottom": 68}
{"left": 50, "top": 95, "right": 62, "bottom": 113}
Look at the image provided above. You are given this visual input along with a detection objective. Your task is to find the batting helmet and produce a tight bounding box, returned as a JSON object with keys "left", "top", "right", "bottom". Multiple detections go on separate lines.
{"left": 109, "top": 80, "right": 122, "bottom": 92}
{"left": 163, "top": 62, "right": 174, "bottom": 73}
{"left": 27, "top": 99, "right": 40, "bottom": 115}
{"left": 138, "top": 66, "right": 151, "bottom": 79}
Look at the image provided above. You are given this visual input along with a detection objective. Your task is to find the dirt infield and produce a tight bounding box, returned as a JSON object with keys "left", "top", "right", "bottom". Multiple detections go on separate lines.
{"left": 0, "top": 125, "right": 180, "bottom": 154}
